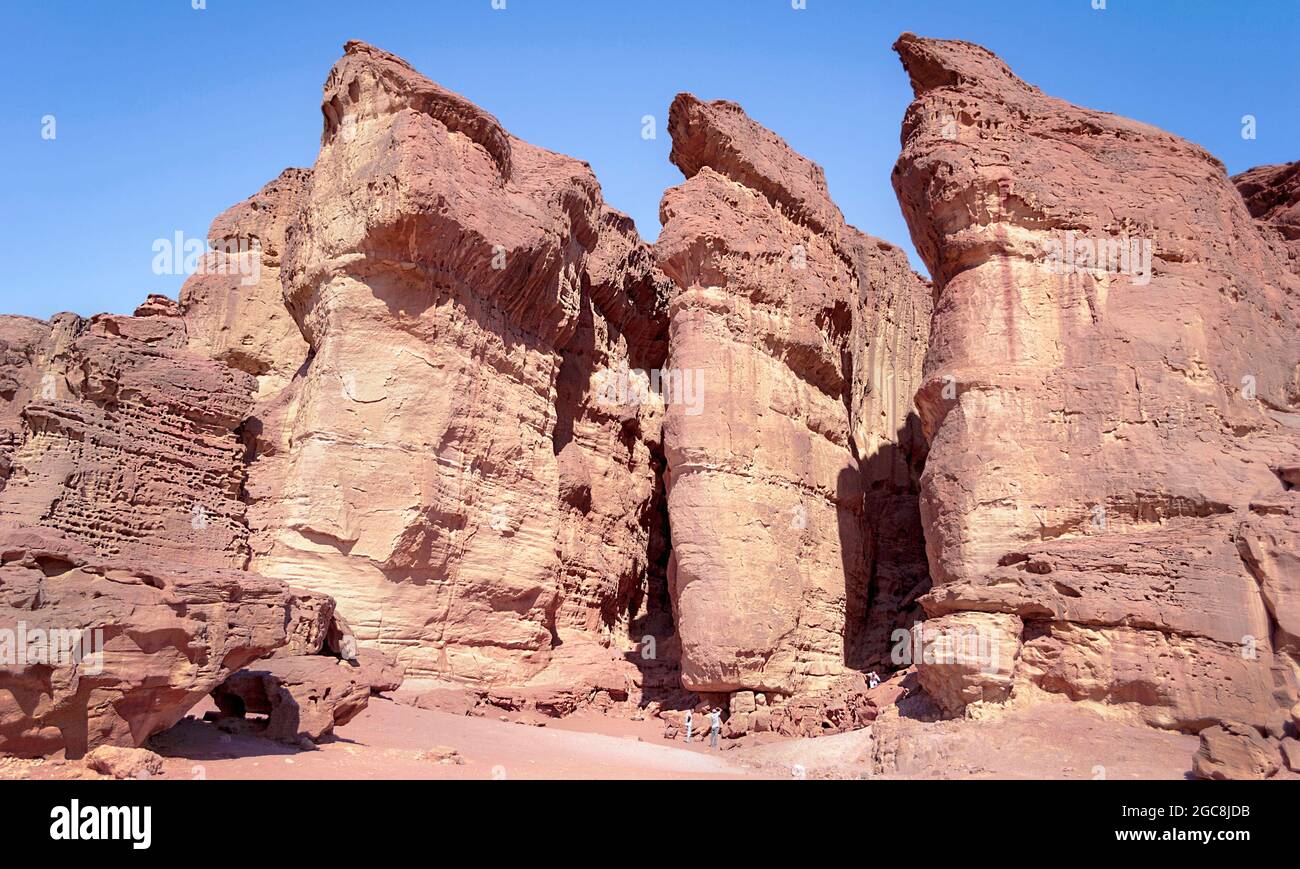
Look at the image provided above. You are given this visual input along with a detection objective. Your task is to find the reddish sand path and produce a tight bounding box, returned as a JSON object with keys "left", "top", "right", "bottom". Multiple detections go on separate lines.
{"left": 141, "top": 698, "right": 757, "bottom": 780}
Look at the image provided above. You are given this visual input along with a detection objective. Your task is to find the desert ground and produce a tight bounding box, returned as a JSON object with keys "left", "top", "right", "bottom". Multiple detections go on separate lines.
{"left": 7, "top": 692, "right": 1261, "bottom": 782}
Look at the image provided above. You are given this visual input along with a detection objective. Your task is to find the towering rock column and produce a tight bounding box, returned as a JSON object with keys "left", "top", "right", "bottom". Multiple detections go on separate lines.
{"left": 892, "top": 34, "right": 1299, "bottom": 728}
{"left": 655, "top": 95, "right": 930, "bottom": 698}
{"left": 256, "top": 42, "right": 668, "bottom": 683}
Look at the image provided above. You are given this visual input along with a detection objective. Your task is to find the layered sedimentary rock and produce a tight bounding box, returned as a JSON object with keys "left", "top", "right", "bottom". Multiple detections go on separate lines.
{"left": 654, "top": 95, "right": 931, "bottom": 697}
{"left": 0, "top": 308, "right": 304, "bottom": 757}
{"left": 250, "top": 42, "right": 671, "bottom": 683}
{"left": 0, "top": 310, "right": 257, "bottom": 569}
{"left": 892, "top": 34, "right": 1300, "bottom": 730}
{"left": 1234, "top": 161, "right": 1300, "bottom": 276}
{"left": 0, "top": 522, "right": 291, "bottom": 758}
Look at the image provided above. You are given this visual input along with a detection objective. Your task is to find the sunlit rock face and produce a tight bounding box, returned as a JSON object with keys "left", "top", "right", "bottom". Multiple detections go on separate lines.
{"left": 1234, "top": 161, "right": 1300, "bottom": 277}
{"left": 179, "top": 167, "right": 313, "bottom": 399}
{"left": 892, "top": 33, "right": 1300, "bottom": 730}
{"left": 255, "top": 42, "right": 671, "bottom": 683}
{"left": 654, "top": 94, "right": 931, "bottom": 696}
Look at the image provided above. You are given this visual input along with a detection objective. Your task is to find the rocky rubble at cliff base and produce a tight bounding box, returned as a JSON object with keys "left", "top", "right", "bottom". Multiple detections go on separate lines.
{"left": 0, "top": 33, "right": 1295, "bottom": 773}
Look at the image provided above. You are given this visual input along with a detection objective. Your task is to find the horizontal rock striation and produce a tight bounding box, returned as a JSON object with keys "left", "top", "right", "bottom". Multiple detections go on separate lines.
{"left": 0, "top": 305, "right": 308, "bottom": 757}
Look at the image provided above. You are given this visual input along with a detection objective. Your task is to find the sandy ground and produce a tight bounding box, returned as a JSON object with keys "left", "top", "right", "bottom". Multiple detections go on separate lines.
{"left": 20, "top": 698, "right": 759, "bottom": 780}
{"left": 3, "top": 695, "right": 1287, "bottom": 781}
{"left": 736, "top": 702, "right": 1205, "bottom": 780}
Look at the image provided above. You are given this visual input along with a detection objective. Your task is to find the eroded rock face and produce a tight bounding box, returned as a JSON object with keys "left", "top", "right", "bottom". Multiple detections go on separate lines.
{"left": 179, "top": 167, "right": 312, "bottom": 396}
{"left": 253, "top": 42, "right": 671, "bottom": 683}
{"left": 849, "top": 235, "right": 933, "bottom": 666}
{"left": 892, "top": 33, "right": 1300, "bottom": 729}
{"left": 654, "top": 95, "right": 930, "bottom": 696}
{"left": 0, "top": 310, "right": 304, "bottom": 758}
{"left": 0, "top": 315, "right": 258, "bottom": 569}
{"left": 1234, "top": 161, "right": 1300, "bottom": 276}
{"left": 0, "top": 526, "right": 291, "bottom": 758}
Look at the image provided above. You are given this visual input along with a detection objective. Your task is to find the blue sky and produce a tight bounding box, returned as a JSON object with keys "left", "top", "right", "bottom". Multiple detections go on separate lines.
{"left": 3, "top": 0, "right": 1296, "bottom": 320}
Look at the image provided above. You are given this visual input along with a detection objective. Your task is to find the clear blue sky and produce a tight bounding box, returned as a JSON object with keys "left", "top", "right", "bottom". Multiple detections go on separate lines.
{"left": 3, "top": 0, "right": 1296, "bottom": 321}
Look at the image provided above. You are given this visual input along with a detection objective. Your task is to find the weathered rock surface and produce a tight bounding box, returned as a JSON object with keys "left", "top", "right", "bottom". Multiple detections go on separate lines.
{"left": 654, "top": 93, "right": 931, "bottom": 697}
{"left": 248, "top": 41, "right": 672, "bottom": 685}
{"left": 0, "top": 525, "right": 291, "bottom": 758}
{"left": 274, "top": 587, "right": 339, "bottom": 658}
{"left": 179, "top": 167, "right": 312, "bottom": 396}
{"left": 1281, "top": 736, "right": 1300, "bottom": 772}
{"left": 83, "top": 745, "right": 164, "bottom": 780}
{"left": 1234, "top": 161, "right": 1300, "bottom": 276}
{"left": 849, "top": 236, "right": 933, "bottom": 666}
{"left": 892, "top": 33, "right": 1300, "bottom": 729}
{"left": 356, "top": 648, "right": 405, "bottom": 694}
{"left": 913, "top": 612, "right": 1021, "bottom": 715}
{"left": 0, "top": 315, "right": 259, "bottom": 569}
{"left": 0, "top": 310, "right": 301, "bottom": 758}
{"left": 212, "top": 655, "right": 369, "bottom": 744}
{"left": 1191, "top": 720, "right": 1279, "bottom": 780}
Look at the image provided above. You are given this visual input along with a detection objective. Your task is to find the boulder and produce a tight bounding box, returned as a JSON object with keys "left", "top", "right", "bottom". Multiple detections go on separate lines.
{"left": 211, "top": 656, "right": 369, "bottom": 744}
{"left": 417, "top": 746, "right": 464, "bottom": 765}
{"left": 84, "top": 746, "right": 164, "bottom": 780}
{"left": 274, "top": 587, "right": 337, "bottom": 657}
{"left": 356, "top": 648, "right": 405, "bottom": 694}
{"left": 1191, "top": 721, "right": 1279, "bottom": 780}
{"left": 914, "top": 612, "right": 1022, "bottom": 716}
{"left": 1280, "top": 737, "right": 1300, "bottom": 773}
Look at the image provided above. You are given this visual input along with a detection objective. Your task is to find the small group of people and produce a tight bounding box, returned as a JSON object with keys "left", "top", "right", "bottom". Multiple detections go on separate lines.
{"left": 683, "top": 707, "right": 723, "bottom": 748}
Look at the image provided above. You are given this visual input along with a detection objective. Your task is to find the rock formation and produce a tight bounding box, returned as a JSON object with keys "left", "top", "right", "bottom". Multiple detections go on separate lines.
{"left": 239, "top": 41, "right": 673, "bottom": 686}
{"left": 211, "top": 656, "right": 370, "bottom": 744}
{"left": 892, "top": 33, "right": 1300, "bottom": 730}
{"left": 653, "top": 94, "right": 932, "bottom": 706}
{"left": 0, "top": 525, "right": 292, "bottom": 758}
{"left": 0, "top": 306, "right": 306, "bottom": 757}
{"left": 5, "top": 33, "right": 1296, "bottom": 764}
{"left": 1234, "top": 161, "right": 1300, "bottom": 276}
{"left": 0, "top": 306, "right": 257, "bottom": 569}
{"left": 179, "top": 167, "right": 313, "bottom": 397}
{"left": 1191, "top": 720, "right": 1280, "bottom": 780}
